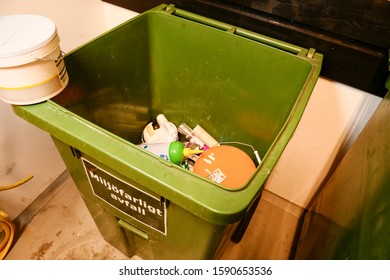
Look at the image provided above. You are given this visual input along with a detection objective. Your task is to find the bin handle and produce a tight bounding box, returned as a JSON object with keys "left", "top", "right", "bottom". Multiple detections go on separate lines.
{"left": 118, "top": 219, "right": 149, "bottom": 240}
{"left": 169, "top": 6, "right": 305, "bottom": 55}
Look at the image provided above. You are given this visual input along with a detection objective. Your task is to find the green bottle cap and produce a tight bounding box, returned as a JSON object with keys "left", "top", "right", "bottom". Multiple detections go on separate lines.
{"left": 168, "top": 141, "right": 185, "bottom": 164}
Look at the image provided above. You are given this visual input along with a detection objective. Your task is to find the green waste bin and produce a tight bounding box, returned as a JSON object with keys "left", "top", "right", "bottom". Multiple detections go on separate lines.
{"left": 12, "top": 4, "right": 322, "bottom": 259}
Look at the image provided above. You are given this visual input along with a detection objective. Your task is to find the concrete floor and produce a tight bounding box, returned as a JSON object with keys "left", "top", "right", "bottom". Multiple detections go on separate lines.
{"left": 5, "top": 172, "right": 139, "bottom": 260}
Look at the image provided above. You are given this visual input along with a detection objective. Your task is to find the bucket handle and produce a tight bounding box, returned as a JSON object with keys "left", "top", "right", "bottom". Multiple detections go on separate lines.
{"left": 33, "top": 50, "right": 66, "bottom": 62}
{"left": 117, "top": 219, "right": 149, "bottom": 240}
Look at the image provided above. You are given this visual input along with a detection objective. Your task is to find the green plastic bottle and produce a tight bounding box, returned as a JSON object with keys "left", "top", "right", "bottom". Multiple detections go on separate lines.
{"left": 139, "top": 141, "right": 202, "bottom": 164}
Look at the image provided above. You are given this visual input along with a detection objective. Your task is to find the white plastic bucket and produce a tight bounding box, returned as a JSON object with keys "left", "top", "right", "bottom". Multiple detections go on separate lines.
{"left": 0, "top": 14, "right": 69, "bottom": 105}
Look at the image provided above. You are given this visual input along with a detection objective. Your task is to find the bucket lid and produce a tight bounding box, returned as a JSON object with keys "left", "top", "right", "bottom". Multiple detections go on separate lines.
{"left": 0, "top": 14, "right": 57, "bottom": 60}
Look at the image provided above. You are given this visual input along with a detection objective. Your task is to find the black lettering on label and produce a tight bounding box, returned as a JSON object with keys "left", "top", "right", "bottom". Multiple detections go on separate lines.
{"left": 82, "top": 158, "right": 167, "bottom": 235}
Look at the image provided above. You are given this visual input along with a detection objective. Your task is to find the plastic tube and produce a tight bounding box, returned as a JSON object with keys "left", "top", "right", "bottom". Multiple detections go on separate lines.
{"left": 191, "top": 125, "right": 219, "bottom": 148}
{"left": 178, "top": 123, "right": 205, "bottom": 149}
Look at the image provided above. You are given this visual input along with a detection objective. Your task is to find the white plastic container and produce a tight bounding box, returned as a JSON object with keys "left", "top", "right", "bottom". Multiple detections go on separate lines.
{"left": 142, "top": 114, "right": 178, "bottom": 143}
{"left": 0, "top": 14, "right": 69, "bottom": 105}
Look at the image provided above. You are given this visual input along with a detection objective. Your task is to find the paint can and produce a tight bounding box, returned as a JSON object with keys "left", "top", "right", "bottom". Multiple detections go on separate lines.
{"left": 0, "top": 14, "right": 68, "bottom": 105}
{"left": 193, "top": 145, "right": 256, "bottom": 189}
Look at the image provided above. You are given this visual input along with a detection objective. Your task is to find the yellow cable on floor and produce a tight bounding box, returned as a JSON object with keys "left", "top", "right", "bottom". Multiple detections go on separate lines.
{"left": 0, "top": 210, "right": 15, "bottom": 260}
{"left": 0, "top": 175, "right": 33, "bottom": 192}
{"left": 0, "top": 175, "right": 33, "bottom": 259}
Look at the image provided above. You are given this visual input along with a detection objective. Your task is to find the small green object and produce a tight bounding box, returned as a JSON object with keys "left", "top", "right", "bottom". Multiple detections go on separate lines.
{"left": 138, "top": 141, "right": 201, "bottom": 164}
{"left": 168, "top": 141, "right": 185, "bottom": 164}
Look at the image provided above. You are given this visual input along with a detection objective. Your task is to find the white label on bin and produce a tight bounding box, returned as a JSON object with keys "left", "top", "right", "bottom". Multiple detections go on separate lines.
{"left": 81, "top": 158, "right": 167, "bottom": 235}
